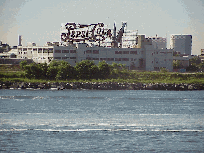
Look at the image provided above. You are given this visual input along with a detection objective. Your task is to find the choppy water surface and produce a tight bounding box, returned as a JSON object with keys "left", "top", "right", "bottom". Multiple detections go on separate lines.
{"left": 0, "top": 89, "right": 204, "bottom": 152}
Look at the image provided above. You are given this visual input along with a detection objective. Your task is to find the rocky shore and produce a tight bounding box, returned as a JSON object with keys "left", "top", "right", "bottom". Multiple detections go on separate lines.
{"left": 1, "top": 81, "right": 204, "bottom": 90}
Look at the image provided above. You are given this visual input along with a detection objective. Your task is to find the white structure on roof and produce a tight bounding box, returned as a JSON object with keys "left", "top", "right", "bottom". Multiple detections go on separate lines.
{"left": 170, "top": 34, "right": 192, "bottom": 55}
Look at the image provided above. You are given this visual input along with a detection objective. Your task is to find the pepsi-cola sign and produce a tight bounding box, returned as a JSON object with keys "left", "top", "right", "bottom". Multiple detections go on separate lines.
{"left": 61, "top": 23, "right": 112, "bottom": 42}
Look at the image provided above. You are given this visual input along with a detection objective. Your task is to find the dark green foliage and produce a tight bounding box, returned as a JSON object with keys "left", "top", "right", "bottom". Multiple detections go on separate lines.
{"left": 47, "top": 60, "right": 75, "bottom": 80}
{"left": 15, "top": 59, "right": 204, "bottom": 83}
{"left": 186, "top": 64, "right": 199, "bottom": 72}
{"left": 75, "top": 60, "right": 99, "bottom": 80}
{"left": 20, "top": 60, "right": 28, "bottom": 70}
{"left": 56, "top": 61, "right": 75, "bottom": 80}
{"left": 109, "top": 62, "right": 128, "bottom": 79}
{"left": 23, "top": 60, "right": 75, "bottom": 80}
{"left": 173, "top": 60, "right": 182, "bottom": 69}
{"left": 190, "top": 56, "right": 201, "bottom": 65}
{"left": 24, "top": 63, "right": 48, "bottom": 79}
{"left": 98, "top": 61, "right": 111, "bottom": 79}
{"left": 199, "top": 62, "right": 204, "bottom": 72}
{"left": 47, "top": 60, "right": 61, "bottom": 80}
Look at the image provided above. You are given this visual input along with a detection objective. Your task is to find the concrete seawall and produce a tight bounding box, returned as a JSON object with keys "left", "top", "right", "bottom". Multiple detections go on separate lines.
{"left": 1, "top": 81, "right": 204, "bottom": 90}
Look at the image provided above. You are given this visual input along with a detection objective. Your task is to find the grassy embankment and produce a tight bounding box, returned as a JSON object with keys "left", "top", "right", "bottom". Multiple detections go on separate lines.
{"left": 1, "top": 65, "right": 204, "bottom": 84}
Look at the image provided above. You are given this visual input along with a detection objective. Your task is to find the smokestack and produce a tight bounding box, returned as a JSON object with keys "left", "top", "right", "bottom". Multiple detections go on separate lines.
{"left": 18, "top": 35, "right": 22, "bottom": 46}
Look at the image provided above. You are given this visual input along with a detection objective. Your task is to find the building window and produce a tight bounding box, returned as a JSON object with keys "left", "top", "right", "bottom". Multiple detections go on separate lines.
{"left": 62, "top": 57, "right": 69, "bottom": 59}
{"left": 70, "top": 57, "right": 76, "bottom": 59}
{"left": 115, "top": 51, "right": 122, "bottom": 54}
{"left": 107, "top": 58, "right": 114, "bottom": 61}
{"left": 70, "top": 50, "right": 76, "bottom": 53}
{"left": 23, "top": 48, "right": 27, "bottom": 51}
{"left": 43, "top": 49, "right": 48, "bottom": 53}
{"left": 48, "top": 48, "right": 53, "bottom": 53}
{"left": 54, "top": 57, "right": 61, "bottom": 59}
{"left": 62, "top": 50, "right": 69, "bottom": 53}
{"left": 130, "top": 51, "right": 137, "bottom": 54}
{"left": 93, "top": 50, "right": 99, "bottom": 54}
{"left": 86, "top": 50, "right": 92, "bottom": 54}
{"left": 122, "top": 58, "right": 129, "bottom": 61}
{"left": 115, "top": 58, "right": 121, "bottom": 61}
{"left": 92, "top": 58, "right": 99, "bottom": 60}
{"left": 55, "top": 50, "right": 61, "bottom": 53}
{"left": 100, "top": 58, "right": 107, "bottom": 61}
{"left": 123, "top": 51, "right": 129, "bottom": 54}
{"left": 38, "top": 48, "right": 42, "bottom": 53}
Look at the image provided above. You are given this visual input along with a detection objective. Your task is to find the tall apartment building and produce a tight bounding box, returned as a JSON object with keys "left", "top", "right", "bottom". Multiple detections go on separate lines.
{"left": 170, "top": 34, "right": 192, "bottom": 55}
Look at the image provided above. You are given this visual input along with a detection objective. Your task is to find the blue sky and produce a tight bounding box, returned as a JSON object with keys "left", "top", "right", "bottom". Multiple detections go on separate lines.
{"left": 0, "top": 0, "right": 203, "bottom": 55}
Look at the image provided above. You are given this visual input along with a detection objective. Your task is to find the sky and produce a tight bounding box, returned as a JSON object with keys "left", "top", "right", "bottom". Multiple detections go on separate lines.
{"left": 0, "top": 0, "right": 204, "bottom": 55}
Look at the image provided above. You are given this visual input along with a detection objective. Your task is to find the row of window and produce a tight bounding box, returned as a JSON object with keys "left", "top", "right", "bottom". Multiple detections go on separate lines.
{"left": 55, "top": 50, "right": 76, "bottom": 53}
{"left": 86, "top": 57, "right": 131, "bottom": 61}
{"left": 19, "top": 52, "right": 27, "bottom": 54}
{"left": 18, "top": 48, "right": 54, "bottom": 51}
{"left": 85, "top": 50, "right": 138, "bottom": 54}
{"left": 115, "top": 51, "right": 137, "bottom": 54}
{"left": 54, "top": 57, "right": 76, "bottom": 60}
{"left": 86, "top": 50, "right": 99, "bottom": 54}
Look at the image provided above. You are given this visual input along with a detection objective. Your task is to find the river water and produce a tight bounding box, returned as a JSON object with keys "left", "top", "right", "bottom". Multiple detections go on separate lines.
{"left": 0, "top": 89, "right": 204, "bottom": 152}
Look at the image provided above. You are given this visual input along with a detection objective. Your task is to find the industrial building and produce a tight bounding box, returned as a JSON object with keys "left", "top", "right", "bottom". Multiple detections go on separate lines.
{"left": 16, "top": 22, "right": 174, "bottom": 71}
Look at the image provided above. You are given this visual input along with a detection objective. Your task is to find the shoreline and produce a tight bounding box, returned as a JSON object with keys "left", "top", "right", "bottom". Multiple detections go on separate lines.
{"left": 1, "top": 81, "right": 204, "bottom": 91}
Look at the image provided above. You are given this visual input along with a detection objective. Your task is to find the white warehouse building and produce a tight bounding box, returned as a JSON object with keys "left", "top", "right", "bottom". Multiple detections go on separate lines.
{"left": 17, "top": 35, "right": 173, "bottom": 71}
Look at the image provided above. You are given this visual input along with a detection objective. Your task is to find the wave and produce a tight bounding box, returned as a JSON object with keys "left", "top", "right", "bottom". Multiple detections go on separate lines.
{"left": 0, "top": 128, "right": 203, "bottom": 132}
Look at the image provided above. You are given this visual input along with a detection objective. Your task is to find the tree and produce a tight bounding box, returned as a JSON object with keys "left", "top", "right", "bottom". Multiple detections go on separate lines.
{"left": 173, "top": 60, "right": 182, "bottom": 69}
{"left": 190, "top": 56, "right": 201, "bottom": 65}
{"left": 98, "top": 61, "right": 111, "bottom": 79}
{"left": 199, "top": 62, "right": 204, "bottom": 72}
{"left": 111, "top": 62, "right": 126, "bottom": 70}
{"left": 56, "top": 61, "right": 75, "bottom": 80}
{"left": 20, "top": 60, "right": 28, "bottom": 70}
{"left": 24, "top": 63, "right": 48, "bottom": 79}
{"left": 47, "top": 60, "right": 61, "bottom": 80}
{"left": 186, "top": 64, "right": 199, "bottom": 72}
{"left": 37, "top": 63, "right": 48, "bottom": 79}
{"left": 24, "top": 63, "right": 39, "bottom": 79}
{"left": 75, "top": 60, "right": 98, "bottom": 80}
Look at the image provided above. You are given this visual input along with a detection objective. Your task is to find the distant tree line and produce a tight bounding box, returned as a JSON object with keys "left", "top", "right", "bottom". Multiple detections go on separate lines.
{"left": 173, "top": 56, "right": 204, "bottom": 72}
{"left": 20, "top": 60, "right": 127, "bottom": 80}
